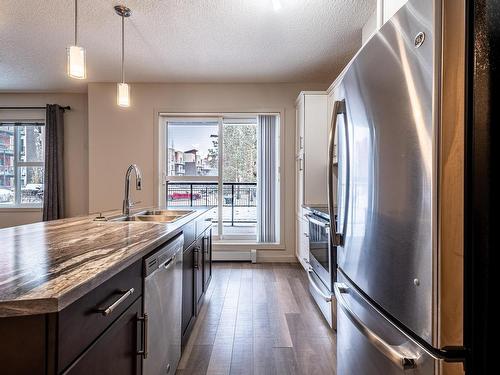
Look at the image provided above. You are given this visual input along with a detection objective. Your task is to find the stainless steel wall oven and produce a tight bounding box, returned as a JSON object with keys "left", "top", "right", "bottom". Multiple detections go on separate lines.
{"left": 306, "top": 209, "right": 336, "bottom": 328}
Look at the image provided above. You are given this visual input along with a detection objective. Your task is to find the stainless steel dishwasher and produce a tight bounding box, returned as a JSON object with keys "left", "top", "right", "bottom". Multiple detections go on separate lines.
{"left": 143, "top": 234, "right": 184, "bottom": 375}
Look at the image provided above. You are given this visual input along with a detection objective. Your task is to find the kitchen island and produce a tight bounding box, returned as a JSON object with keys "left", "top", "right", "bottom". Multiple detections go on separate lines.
{"left": 0, "top": 207, "right": 213, "bottom": 375}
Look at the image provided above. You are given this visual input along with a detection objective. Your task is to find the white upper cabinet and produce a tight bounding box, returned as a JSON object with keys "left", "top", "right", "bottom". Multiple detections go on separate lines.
{"left": 295, "top": 92, "right": 328, "bottom": 210}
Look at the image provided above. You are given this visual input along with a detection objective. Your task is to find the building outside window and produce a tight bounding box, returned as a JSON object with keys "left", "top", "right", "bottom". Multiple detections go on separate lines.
{"left": 0, "top": 122, "right": 45, "bottom": 207}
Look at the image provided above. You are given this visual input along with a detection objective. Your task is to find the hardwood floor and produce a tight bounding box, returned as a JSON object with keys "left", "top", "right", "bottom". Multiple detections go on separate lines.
{"left": 176, "top": 262, "right": 336, "bottom": 375}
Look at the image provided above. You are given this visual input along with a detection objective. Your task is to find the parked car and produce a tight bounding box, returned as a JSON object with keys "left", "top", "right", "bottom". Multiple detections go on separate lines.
{"left": 168, "top": 192, "right": 202, "bottom": 201}
{"left": 0, "top": 188, "right": 14, "bottom": 203}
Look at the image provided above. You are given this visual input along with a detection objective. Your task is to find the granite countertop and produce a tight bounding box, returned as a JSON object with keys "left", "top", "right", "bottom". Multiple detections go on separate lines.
{"left": 0, "top": 207, "right": 210, "bottom": 317}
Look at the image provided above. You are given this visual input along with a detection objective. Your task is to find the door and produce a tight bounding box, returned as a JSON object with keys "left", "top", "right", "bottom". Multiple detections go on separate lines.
{"left": 194, "top": 236, "right": 204, "bottom": 312}
{"left": 335, "top": 274, "right": 435, "bottom": 375}
{"left": 334, "top": 0, "right": 436, "bottom": 344}
{"left": 182, "top": 244, "right": 195, "bottom": 344}
{"left": 64, "top": 298, "right": 142, "bottom": 375}
{"left": 203, "top": 229, "right": 212, "bottom": 291}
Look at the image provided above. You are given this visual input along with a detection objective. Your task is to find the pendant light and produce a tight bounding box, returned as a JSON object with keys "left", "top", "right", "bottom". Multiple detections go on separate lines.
{"left": 67, "top": 0, "right": 87, "bottom": 79}
{"left": 115, "top": 5, "right": 131, "bottom": 107}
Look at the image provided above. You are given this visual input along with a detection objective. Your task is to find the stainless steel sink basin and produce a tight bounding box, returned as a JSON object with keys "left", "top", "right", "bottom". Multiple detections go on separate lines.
{"left": 140, "top": 210, "right": 193, "bottom": 217}
{"left": 110, "top": 209, "right": 194, "bottom": 223}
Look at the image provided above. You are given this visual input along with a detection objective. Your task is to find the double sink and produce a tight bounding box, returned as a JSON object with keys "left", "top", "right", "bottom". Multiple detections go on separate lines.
{"left": 111, "top": 209, "right": 194, "bottom": 223}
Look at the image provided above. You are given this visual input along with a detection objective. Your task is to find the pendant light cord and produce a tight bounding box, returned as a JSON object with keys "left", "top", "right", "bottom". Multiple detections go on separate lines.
{"left": 74, "top": 0, "right": 78, "bottom": 45}
{"left": 121, "top": 14, "right": 125, "bottom": 84}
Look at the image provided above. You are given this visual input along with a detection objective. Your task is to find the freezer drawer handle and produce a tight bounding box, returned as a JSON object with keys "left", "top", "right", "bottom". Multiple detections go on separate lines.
{"left": 334, "top": 283, "right": 418, "bottom": 370}
{"left": 307, "top": 269, "right": 332, "bottom": 302}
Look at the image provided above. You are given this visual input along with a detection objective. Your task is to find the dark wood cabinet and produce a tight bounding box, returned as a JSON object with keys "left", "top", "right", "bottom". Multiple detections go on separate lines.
{"left": 181, "top": 223, "right": 213, "bottom": 347}
{"left": 64, "top": 297, "right": 142, "bottom": 375}
{"left": 203, "top": 229, "right": 212, "bottom": 292}
{"left": 194, "top": 237, "right": 204, "bottom": 311}
{"left": 58, "top": 260, "right": 142, "bottom": 371}
{"left": 181, "top": 242, "right": 195, "bottom": 346}
{"left": 0, "top": 260, "right": 144, "bottom": 375}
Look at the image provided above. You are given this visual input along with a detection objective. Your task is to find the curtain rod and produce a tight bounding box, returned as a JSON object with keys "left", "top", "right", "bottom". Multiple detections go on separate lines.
{"left": 0, "top": 106, "right": 71, "bottom": 111}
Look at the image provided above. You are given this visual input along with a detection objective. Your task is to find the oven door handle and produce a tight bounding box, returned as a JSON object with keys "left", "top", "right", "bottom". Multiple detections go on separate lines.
{"left": 306, "top": 214, "right": 330, "bottom": 229}
{"left": 307, "top": 268, "right": 332, "bottom": 302}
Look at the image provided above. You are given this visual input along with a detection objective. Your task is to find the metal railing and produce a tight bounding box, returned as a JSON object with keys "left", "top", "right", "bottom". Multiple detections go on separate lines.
{"left": 167, "top": 182, "right": 257, "bottom": 226}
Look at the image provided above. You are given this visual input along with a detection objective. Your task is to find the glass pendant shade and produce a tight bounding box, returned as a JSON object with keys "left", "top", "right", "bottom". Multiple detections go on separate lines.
{"left": 67, "top": 45, "right": 86, "bottom": 79}
{"left": 117, "top": 83, "right": 130, "bottom": 107}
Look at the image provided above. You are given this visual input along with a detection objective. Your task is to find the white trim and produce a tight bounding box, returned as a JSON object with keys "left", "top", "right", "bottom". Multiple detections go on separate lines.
{"left": 213, "top": 250, "right": 252, "bottom": 262}
{"left": 295, "top": 91, "right": 327, "bottom": 105}
{"left": 0, "top": 206, "right": 42, "bottom": 211}
{"left": 166, "top": 176, "right": 218, "bottom": 182}
{"left": 257, "top": 255, "right": 298, "bottom": 263}
{"left": 213, "top": 250, "right": 295, "bottom": 263}
{"left": 213, "top": 241, "right": 284, "bottom": 250}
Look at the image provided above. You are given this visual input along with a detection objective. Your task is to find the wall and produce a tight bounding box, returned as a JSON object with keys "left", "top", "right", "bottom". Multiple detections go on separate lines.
{"left": 87, "top": 83, "right": 327, "bottom": 261}
{"left": 361, "top": 10, "right": 378, "bottom": 45}
{"left": 0, "top": 93, "right": 89, "bottom": 227}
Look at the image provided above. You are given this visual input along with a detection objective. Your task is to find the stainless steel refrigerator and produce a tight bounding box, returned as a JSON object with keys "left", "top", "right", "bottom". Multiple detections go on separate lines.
{"left": 328, "top": 0, "right": 467, "bottom": 373}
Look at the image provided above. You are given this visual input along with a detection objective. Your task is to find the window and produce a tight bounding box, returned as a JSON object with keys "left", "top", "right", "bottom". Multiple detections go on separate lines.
{"left": 0, "top": 122, "right": 45, "bottom": 207}
{"left": 167, "top": 121, "right": 219, "bottom": 177}
{"left": 159, "top": 114, "right": 280, "bottom": 243}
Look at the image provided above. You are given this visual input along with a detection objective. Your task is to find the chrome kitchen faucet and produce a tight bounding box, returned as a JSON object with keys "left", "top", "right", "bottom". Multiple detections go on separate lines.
{"left": 122, "top": 164, "right": 142, "bottom": 216}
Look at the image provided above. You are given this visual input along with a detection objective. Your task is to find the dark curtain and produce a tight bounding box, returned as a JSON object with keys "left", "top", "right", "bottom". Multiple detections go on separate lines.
{"left": 43, "top": 104, "right": 65, "bottom": 221}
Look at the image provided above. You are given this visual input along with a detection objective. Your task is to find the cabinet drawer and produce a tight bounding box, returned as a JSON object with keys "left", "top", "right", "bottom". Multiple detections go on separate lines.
{"left": 58, "top": 260, "right": 143, "bottom": 372}
{"left": 62, "top": 297, "right": 142, "bottom": 375}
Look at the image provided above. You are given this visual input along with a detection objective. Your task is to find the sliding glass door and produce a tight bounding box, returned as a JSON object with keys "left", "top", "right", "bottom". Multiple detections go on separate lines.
{"left": 222, "top": 118, "right": 258, "bottom": 239}
{"left": 160, "top": 114, "right": 279, "bottom": 243}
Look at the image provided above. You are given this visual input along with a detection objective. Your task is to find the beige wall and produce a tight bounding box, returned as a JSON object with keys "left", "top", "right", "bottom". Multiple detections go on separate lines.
{"left": 0, "top": 93, "right": 89, "bottom": 227}
{"left": 88, "top": 82, "right": 327, "bottom": 261}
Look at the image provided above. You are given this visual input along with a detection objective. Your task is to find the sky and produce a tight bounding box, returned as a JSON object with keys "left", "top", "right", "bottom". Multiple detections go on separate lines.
{"left": 167, "top": 123, "right": 218, "bottom": 158}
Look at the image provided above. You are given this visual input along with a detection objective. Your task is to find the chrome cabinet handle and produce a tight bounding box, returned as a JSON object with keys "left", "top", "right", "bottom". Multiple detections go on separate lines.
{"left": 334, "top": 283, "right": 418, "bottom": 370}
{"left": 203, "top": 236, "right": 210, "bottom": 253}
{"left": 194, "top": 247, "right": 200, "bottom": 269}
{"left": 307, "top": 269, "right": 332, "bottom": 302}
{"left": 96, "top": 288, "right": 134, "bottom": 316}
{"left": 328, "top": 99, "right": 350, "bottom": 246}
{"left": 137, "top": 313, "right": 149, "bottom": 359}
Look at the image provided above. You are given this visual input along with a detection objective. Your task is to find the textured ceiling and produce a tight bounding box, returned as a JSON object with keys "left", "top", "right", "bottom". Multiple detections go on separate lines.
{"left": 0, "top": 0, "right": 376, "bottom": 92}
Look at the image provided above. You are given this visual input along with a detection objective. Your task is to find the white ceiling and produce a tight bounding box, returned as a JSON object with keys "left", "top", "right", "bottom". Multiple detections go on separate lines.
{"left": 0, "top": 0, "right": 376, "bottom": 92}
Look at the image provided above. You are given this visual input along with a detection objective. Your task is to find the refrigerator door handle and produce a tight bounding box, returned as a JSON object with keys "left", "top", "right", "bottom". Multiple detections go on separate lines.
{"left": 334, "top": 282, "right": 418, "bottom": 370}
{"left": 328, "top": 99, "right": 349, "bottom": 246}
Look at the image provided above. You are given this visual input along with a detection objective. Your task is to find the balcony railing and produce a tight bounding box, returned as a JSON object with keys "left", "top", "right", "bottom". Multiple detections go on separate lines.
{"left": 167, "top": 182, "right": 257, "bottom": 226}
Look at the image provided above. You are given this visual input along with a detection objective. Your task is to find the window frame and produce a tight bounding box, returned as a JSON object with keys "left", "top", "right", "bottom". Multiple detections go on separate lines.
{"left": 0, "top": 120, "right": 45, "bottom": 209}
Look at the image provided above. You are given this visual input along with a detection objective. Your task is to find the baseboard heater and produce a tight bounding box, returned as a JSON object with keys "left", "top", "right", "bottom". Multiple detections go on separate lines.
{"left": 213, "top": 249, "right": 257, "bottom": 263}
